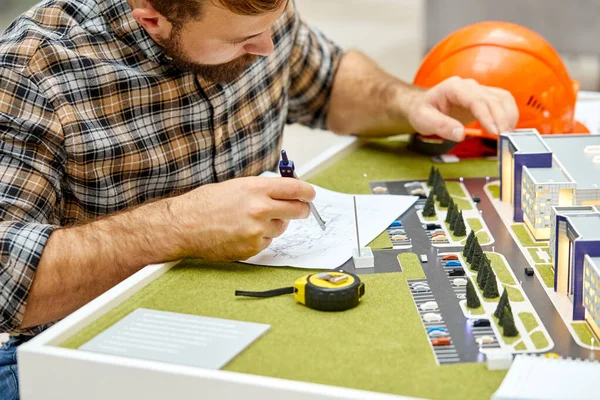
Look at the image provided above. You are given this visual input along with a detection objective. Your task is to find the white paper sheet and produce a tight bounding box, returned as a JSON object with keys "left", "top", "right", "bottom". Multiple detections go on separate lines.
{"left": 242, "top": 177, "right": 417, "bottom": 269}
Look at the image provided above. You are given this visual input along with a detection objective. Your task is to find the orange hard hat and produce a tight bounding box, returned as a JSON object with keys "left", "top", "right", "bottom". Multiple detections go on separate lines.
{"left": 413, "top": 21, "right": 589, "bottom": 138}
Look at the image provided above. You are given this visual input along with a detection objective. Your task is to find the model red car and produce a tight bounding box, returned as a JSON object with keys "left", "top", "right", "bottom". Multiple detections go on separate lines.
{"left": 442, "top": 254, "right": 459, "bottom": 261}
{"left": 431, "top": 337, "right": 451, "bottom": 346}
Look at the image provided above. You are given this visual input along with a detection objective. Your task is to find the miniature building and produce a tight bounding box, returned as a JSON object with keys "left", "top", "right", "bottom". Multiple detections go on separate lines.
{"left": 500, "top": 130, "right": 600, "bottom": 240}
{"left": 550, "top": 206, "right": 600, "bottom": 325}
{"left": 583, "top": 256, "right": 600, "bottom": 338}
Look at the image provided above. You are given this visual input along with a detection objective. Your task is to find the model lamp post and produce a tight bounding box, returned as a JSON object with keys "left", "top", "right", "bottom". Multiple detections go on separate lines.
{"left": 352, "top": 196, "right": 374, "bottom": 269}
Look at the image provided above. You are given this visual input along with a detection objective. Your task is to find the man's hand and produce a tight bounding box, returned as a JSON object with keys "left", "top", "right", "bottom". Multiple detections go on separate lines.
{"left": 405, "top": 76, "right": 519, "bottom": 142}
{"left": 326, "top": 51, "right": 519, "bottom": 140}
{"left": 167, "top": 177, "right": 314, "bottom": 261}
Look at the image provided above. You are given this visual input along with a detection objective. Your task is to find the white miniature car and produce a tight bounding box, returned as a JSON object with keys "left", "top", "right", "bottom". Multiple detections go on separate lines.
{"left": 404, "top": 181, "right": 422, "bottom": 189}
{"left": 410, "top": 188, "right": 426, "bottom": 196}
{"left": 411, "top": 282, "right": 430, "bottom": 289}
{"left": 476, "top": 335, "right": 495, "bottom": 345}
{"left": 453, "top": 278, "right": 468, "bottom": 286}
{"left": 456, "top": 293, "right": 466, "bottom": 299}
{"left": 423, "top": 313, "right": 443, "bottom": 323}
{"left": 391, "top": 234, "right": 408, "bottom": 241}
{"left": 420, "top": 254, "right": 428, "bottom": 263}
{"left": 420, "top": 301, "right": 439, "bottom": 311}
{"left": 413, "top": 285, "right": 430, "bottom": 293}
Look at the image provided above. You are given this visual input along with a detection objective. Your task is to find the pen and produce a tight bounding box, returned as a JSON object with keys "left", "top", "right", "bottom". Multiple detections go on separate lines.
{"left": 279, "top": 150, "right": 326, "bottom": 231}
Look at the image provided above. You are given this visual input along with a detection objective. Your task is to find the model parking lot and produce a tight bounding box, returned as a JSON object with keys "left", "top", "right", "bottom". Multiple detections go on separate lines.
{"left": 408, "top": 278, "right": 460, "bottom": 365}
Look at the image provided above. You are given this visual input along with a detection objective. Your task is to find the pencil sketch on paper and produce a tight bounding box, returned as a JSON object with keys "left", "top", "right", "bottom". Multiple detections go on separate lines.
{"left": 242, "top": 185, "right": 417, "bottom": 269}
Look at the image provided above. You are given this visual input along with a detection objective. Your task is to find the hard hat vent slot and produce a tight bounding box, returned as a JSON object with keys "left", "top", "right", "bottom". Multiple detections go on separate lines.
{"left": 527, "top": 95, "right": 546, "bottom": 113}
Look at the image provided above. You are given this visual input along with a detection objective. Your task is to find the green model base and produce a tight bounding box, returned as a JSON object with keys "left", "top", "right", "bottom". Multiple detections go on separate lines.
{"left": 60, "top": 137, "right": 503, "bottom": 400}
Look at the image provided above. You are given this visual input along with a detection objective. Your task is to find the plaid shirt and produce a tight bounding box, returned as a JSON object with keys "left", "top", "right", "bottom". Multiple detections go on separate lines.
{"left": 0, "top": 0, "right": 342, "bottom": 335}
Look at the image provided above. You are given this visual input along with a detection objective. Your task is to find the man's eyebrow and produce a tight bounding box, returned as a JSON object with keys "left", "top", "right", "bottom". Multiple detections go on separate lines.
{"left": 225, "top": 0, "right": 290, "bottom": 43}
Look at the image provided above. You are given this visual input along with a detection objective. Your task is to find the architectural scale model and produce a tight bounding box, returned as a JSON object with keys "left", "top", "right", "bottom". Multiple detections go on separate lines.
{"left": 332, "top": 130, "right": 600, "bottom": 367}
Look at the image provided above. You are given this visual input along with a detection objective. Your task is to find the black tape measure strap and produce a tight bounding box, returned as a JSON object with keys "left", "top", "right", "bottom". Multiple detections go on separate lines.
{"left": 235, "top": 287, "right": 295, "bottom": 298}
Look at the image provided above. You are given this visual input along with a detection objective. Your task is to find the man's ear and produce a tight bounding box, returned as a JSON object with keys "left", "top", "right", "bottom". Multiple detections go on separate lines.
{"left": 130, "top": 0, "right": 172, "bottom": 38}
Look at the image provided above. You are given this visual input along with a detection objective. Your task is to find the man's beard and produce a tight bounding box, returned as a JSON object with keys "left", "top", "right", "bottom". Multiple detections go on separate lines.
{"left": 159, "top": 27, "right": 258, "bottom": 84}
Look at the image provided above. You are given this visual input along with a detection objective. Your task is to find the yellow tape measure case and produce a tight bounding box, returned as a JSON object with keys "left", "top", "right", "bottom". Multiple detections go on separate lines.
{"left": 294, "top": 272, "right": 365, "bottom": 311}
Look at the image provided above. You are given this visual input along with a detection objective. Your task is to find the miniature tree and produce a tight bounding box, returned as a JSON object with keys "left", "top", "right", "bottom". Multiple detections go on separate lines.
{"left": 422, "top": 191, "right": 436, "bottom": 218}
{"left": 431, "top": 169, "right": 441, "bottom": 193}
{"left": 467, "top": 236, "right": 480, "bottom": 264}
{"left": 466, "top": 278, "right": 481, "bottom": 309}
{"left": 454, "top": 211, "right": 467, "bottom": 237}
{"left": 449, "top": 206, "right": 460, "bottom": 231}
{"left": 445, "top": 198, "right": 456, "bottom": 224}
{"left": 477, "top": 259, "right": 490, "bottom": 289}
{"left": 463, "top": 230, "right": 476, "bottom": 257}
{"left": 439, "top": 186, "right": 451, "bottom": 208}
{"left": 434, "top": 175, "right": 445, "bottom": 200}
{"left": 427, "top": 166, "right": 437, "bottom": 187}
{"left": 471, "top": 248, "right": 482, "bottom": 271}
{"left": 501, "top": 307, "right": 519, "bottom": 337}
{"left": 483, "top": 267, "right": 500, "bottom": 299}
{"left": 495, "top": 289, "right": 511, "bottom": 323}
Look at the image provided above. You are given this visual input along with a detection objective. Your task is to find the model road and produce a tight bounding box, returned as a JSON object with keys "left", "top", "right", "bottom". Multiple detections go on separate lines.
{"left": 464, "top": 178, "right": 590, "bottom": 359}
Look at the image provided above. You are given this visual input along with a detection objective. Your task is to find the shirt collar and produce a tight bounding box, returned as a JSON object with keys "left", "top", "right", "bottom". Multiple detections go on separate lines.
{"left": 98, "top": 0, "right": 167, "bottom": 64}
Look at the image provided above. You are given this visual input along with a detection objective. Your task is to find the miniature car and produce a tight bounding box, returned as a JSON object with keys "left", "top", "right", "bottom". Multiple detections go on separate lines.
{"left": 430, "top": 229, "right": 445, "bottom": 234}
{"left": 420, "top": 301, "right": 438, "bottom": 311}
{"left": 428, "top": 330, "right": 448, "bottom": 338}
{"left": 423, "top": 313, "right": 443, "bottom": 323}
{"left": 411, "top": 283, "right": 430, "bottom": 291}
{"left": 413, "top": 286, "right": 430, "bottom": 293}
{"left": 410, "top": 188, "right": 426, "bottom": 197}
{"left": 445, "top": 260, "right": 462, "bottom": 267}
{"left": 431, "top": 236, "right": 448, "bottom": 242}
{"left": 472, "top": 195, "right": 481, "bottom": 204}
{"left": 476, "top": 335, "right": 495, "bottom": 345}
{"left": 411, "top": 282, "right": 430, "bottom": 288}
{"left": 442, "top": 254, "right": 459, "bottom": 261}
{"left": 420, "top": 254, "right": 428, "bottom": 263}
{"left": 544, "top": 352, "right": 560, "bottom": 359}
{"left": 456, "top": 293, "right": 466, "bottom": 299}
{"left": 452, "top": 278, "right": 468, "bottom": 286}
{"left": 389, "top": 220, "right": 402, "bottom": 228}
{"left": 426, "top": 223, "right": 442, "bottom": 230}
{"left": 404, "top": 181, "right": 423, "bottom": 190}
{"left": 391, "top": 234, "right": 408, "bottom": 241}
{"left": 448, "top": 268, "right": 465, "bottom": 276}
{"left": 431, "top": 232, "right": 446, "bottom": 238}
{"left": 472, "top": 319, "right": 491, "bottom": 327}
{"left": 427, "top": 326, "right": 447, "bottom": 334}
{"left": 372, "top": 186, "right": 388, "bottom": 194}
{"left": 388, "top": 229, "right": 406, "bottom": 235}
{"left": 524, "top": 266, "right": 535, "bottom": 276}
{"left": 431, "top": 337, "right": 451, "bottom": 346}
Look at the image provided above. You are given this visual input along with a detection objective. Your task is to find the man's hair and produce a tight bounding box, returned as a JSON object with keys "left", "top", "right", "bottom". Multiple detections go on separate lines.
{"left": 150, "top": 0, "right": 287, "bottom": 24}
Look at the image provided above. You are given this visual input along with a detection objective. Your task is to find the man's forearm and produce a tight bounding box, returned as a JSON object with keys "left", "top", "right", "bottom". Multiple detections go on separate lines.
{"left": 20, "top": 199, "right": 181, "bottom": 329}
{"left": 326, "top": 50, "right": 422, "bottom": 137}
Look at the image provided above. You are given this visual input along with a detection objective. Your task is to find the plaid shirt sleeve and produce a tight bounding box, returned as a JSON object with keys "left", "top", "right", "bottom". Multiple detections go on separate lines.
{"left": 0, "top": 66, "right": 64, "bottom": 335}
{"left": 286, "top": 13, "right": 345, "bottom": 130}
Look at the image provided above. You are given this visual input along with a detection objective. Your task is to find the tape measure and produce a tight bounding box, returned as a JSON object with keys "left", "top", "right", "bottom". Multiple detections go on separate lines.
{"left": 235, "top": 271, "right": 365, "bottom": 311}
